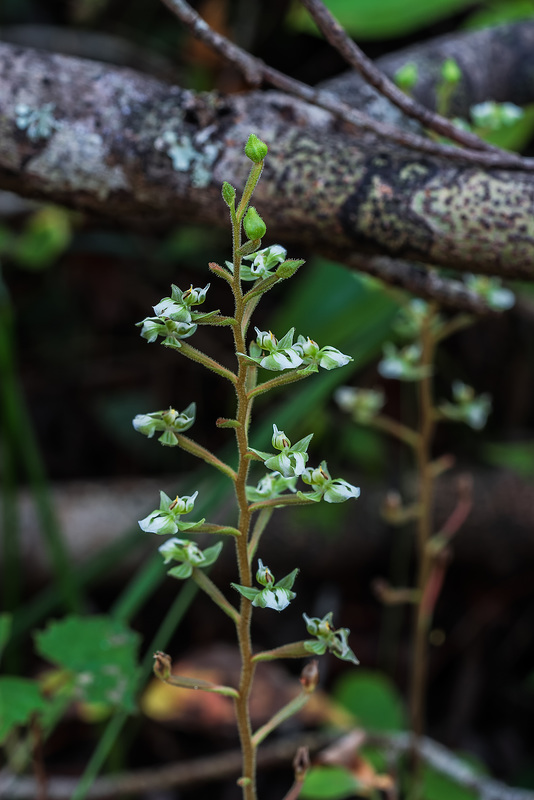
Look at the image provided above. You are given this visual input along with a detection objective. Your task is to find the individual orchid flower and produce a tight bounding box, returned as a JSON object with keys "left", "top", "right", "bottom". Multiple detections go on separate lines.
{"left": 293, "top": 335, "right": 353, "bottom": 371}
{"left": 247, "top": 328, "right": 303, "bottom": 371}
{"left": 234, "top": 245, "right": 287, "bottom": 281}
{"left": 464, "top": 274, "right": 515, "bottom": 311}
{"left": 232, "top": 559, "right": 298, "bottom": 611}
{"left": 132, "top": 403, "right": 196, "bottom": 446}
{"left": 249, "top": 424, "right": 313, "bottom": 477}
{"left": 245, "top": 472, "right": 298, "bottom": 502}
{"left": 303, "top": 612, "right": 359, "bottom": 665}
{"left": 300, "top": 461, "right": 360, "bottom": 503}
{"left": 158, "top": 537, "right": 223, "bottom": 580}
{"left": 335, "top": 387, "right": 385, "bottom": 424}
{"left": 438, "top": 380, "right": 491, "bottom": 430}
{"left": 378, "top": 342, "right": 431, "bottom": 381}
{"left": 138, "top": 491, "right": 205, "bottom": 535}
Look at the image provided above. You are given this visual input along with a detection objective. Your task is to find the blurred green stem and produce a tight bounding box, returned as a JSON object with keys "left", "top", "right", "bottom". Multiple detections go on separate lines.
{"left": 0, "top": 270, "right": 81, "bottom": 614}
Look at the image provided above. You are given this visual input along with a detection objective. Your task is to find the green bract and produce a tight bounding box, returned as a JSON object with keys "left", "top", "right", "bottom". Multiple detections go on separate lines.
{"left": 132, "top": 403, "right": 196, "bottom": 446}
{"left": 159, "top": 538, "right": 223, "bottom": 580}
{"left": 439, "top": 380, "right": 491, "bottom": 430}
{"left": 138, "top": 490, "right": 205, "bottom": 535}
{"left": 303, "top": 612, "right": 359, "bottom": 665}
{"left": 232, "top": 560, "right": 298, "bottom": 611}
{"left": 249, "top": 424, "right": 313, "bottom": 477}
{"left": 300, "top": 461, "right": 360, "bottom": 503}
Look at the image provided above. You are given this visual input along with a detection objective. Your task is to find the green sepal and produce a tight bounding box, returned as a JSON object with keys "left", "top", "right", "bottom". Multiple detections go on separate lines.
{"left": 231, "top": 583, "right": 259, "bottom": 602}
{"left": 276, "top": 567, "right": 299, "bottom": 591}
{"left": 168, "top": 563, "right": 193, "bottom": 580}
{"left": 303, "top": 639, "right": 328, "bottom": 656}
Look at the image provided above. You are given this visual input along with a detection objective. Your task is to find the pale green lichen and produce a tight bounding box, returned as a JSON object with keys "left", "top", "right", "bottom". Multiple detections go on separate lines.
{"left": 15, "top": 103, "right": 62, "bottom": 142}
{"left": 29, "top": 124, "right": 129, "bottom": 201}
{"left": 155, "top": 130, "right": 221, "bottom": 188}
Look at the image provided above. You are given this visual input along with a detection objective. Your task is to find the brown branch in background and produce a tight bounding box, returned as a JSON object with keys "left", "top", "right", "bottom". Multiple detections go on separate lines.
{"left": 343, "top": 254, "right": 498, "bottom": 315}
{"left": 3, "top": 728, "right": 534, "bottom": 799}
{"left": 158, "top": 0, "right": 534, "bottom": 171}
{"left": 0, "top": 732, "right": 334, "bottom": 800}
{"left": 299, "top": 0, "right": 497, "bottom": 153}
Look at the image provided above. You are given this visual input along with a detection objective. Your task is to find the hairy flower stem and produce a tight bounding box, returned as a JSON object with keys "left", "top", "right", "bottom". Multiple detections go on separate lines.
{"left": 409, "top": 308, "right": 438, "bottom": 790}
{"left": 230, "top": 175, "right": 262, "bottom": 800}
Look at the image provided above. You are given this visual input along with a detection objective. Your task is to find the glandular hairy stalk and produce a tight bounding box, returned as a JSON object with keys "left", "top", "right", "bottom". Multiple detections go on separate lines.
{"left": 134, "top": 134, "right": 361, "bottom": 800}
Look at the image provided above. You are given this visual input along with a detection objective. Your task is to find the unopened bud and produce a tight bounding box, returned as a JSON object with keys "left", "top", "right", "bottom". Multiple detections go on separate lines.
{"left": 244, "top": 133, "right": 268, "bottom": 163}
{"left": 300, "top": 660, "right": 319, "bottom": 693}
{"left": 441, "top": 58, "right": 461, "bottom": 85}
{"left": 222, "top": 181, "right": 236, "bottom": 206}
{"left": 243, "top": 206, "right": 266, "bottom": 240}
{"left": 153, "top": 651, "right": 172, "bottom": 681}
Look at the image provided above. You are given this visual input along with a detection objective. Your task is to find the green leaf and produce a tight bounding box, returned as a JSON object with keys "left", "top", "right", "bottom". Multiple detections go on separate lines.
{"left": 287, "top": 0, "right": 480, "bottom": 40}
{"left": 422, "top": 765, "right": 477, "bottom": 800}
{"left": 0, "top": 677, "right": 49, "bottom": 742}
{"left": 301, "top": 766, "right": 360, "bottom": 800}
{"left": 332, "top": 670, "right": 406, "bottom": 731}
{"left": 35, "top": 615, "right": 141, "bottom": 713}
{"left": 483, "top": 440, "right": 534, "bottom": 479}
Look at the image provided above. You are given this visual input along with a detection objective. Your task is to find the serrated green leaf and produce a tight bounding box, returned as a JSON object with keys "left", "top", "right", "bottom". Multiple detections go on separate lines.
{"left": 0, "top": 677, "right": 49, "bottom": 742}
{"left": 35, "top": 615, "right": 141, "bottom": 713}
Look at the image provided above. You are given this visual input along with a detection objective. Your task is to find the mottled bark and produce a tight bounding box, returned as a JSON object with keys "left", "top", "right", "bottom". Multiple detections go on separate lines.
{"left": 1, "top": 35, "right": 534, "bottom": 279}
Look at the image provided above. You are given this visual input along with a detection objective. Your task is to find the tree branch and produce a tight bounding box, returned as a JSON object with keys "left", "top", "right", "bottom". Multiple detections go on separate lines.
{"left": 157, "top": 0, "right": 534, "bottom": 172}
{"left": 299, "top": 0, "right": 496, "bottom": 153}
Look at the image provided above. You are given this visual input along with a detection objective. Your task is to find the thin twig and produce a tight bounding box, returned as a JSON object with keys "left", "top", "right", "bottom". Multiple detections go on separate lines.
{"left": 4, "top": 729, "right": 532, "bottom": 800}
{"left": 299, "top": 0, "right": 497, "bottom": 153}
{"left": 159, "top": 0, "right": 534, "bottom": 171}
{"left": 366, "top": 732, "right": 534, "bottom": 800}
{"left": 0, "top": 732, "right": 335, "bottom": 800}
{"left": 343, "top": 253, "right": 498, "bottom": 315}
